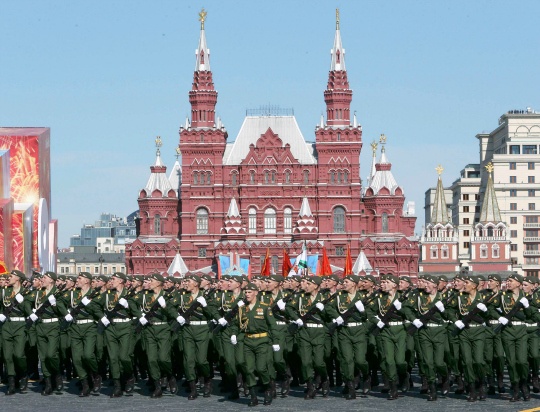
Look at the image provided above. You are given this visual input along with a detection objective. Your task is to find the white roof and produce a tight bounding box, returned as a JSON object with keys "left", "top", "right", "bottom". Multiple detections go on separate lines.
{"left": 299, "top": 197, "right": 313, "bottom": 217}
{"left": 368, "top": 148, "right": 401, "bottom": 195}
{"left": 223, "top": 116, "right": 316, "bottom": 165}
{"left": 168, "top": 159, "right": 182, "bottom": 194}
{"left": 352, "top": 251, "right": 373, "bottom": 275}
{"left": 195, "top": 28, "right": 210, "bottom": 71}
{"left": 143, "top": 153, "right": 174, "bottom": 196}
{"left": 330, "top": 28, "right": 346, "bottom": 71}
{"left": 227, "top": 197, "right": 240, "bottom": 217}
{"left": 167, "top": 253, "right": 189, "bottom": 277}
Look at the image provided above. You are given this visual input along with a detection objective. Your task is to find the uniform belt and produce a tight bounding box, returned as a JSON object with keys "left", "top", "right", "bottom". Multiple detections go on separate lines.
{"left": 468, "top": 323, "right": 485, "bottom": 328}
{"left": 9, "top": 317, "right": 25, "bottom": 322}
{"left": 511, "top": 321, "right": 526, "bottom": 326}
{"left": 387, "top": 321, "right": 403, "bottom": 326}
{"left": 76, "top": 319, "right": 94, "bottom": 324}
{"left": 306, "top": 323, "right": 323, "bottom": 328}
{"left": 112, "top": 318, "right": 131, "bottom": 323}
{"left": 276, "top": 321, "right": 287, "bottom": 325}
{"left": 345, "top": 322, "right": 363, "bottom": 327}
{"left": 41, "top": 318, "right": 58, "bottom": 323}
{"left": 526, "top": 323, "right": 538, "bottom": 327}
{"left": 151, "top": 321, "right": 167, "bottom": 326}
{"left": 246, "top": 332, "right": 268, "bottom": 338}
{"left": 489, "top": 320, "right": 499, "bottom": 325}
{"left": 426, "top": 322, "right": 444, "bottom": 327}
{"left": 189, "top": 321, "right": 208, "bottom": 326}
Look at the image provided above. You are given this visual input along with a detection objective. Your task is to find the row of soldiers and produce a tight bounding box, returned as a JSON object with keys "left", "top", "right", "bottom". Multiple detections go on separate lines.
{"left": 0, "top": 268, "right": 539, "bottom": 405}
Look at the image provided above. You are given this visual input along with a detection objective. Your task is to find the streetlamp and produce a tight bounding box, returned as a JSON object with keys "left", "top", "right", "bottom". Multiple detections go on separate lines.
{"left": 99, "top": 255, "right": 104, "bottom": 275}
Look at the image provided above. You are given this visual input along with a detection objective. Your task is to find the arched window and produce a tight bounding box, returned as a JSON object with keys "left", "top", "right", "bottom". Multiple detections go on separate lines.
{"left": 338, "top": 171, "right": 343, "bottom": 183}
{"left": 284, "top": 207, "right": 292, "bottom": 234}
{"left": 231, "top": 173, "right": 237, "bottom": 186}
{"left": 330, "top": 171, "right": 335, "bottom": 184}
{"left": 487, "top": 226, "right": 494, "bottom": 237}
{"left": 430, "top": 245, "right": 438, "bottom": 259}
{"left": 441, "top": 245, "right": 449, "bottom": 259}
{"left": 206, "top": 172, "right": 211, "bottom": 185}
{"left": 480, "top": 244, "right": 488, "bottom": 258}
{"left": 265, "top": 171, "right": 269, "bottom": 184}
{"left": 248, "top": 208, "right": 257, "bottom": 234}
{"left": 344, "top": 170, "right": 349, "bottom": 183}
{"left": 196, "top": 208, "right": 208, "bottom": 234}
{"left": 285, "top": 170, "right": 291, "bottom": 184}
{"left": 382, "top": 212, "right": 388, "bottom": 233}
{"left": 271, "top": 255, "right": 279, "bottom": 274}
{"left": 303, "top": 170, "right": 309, "bottom": 184}
{"left": 264, "top": 208, "right": 276, "bottom": 234}
{"left": 492, "top": 244, "right": 500, "bottom": 258}
{"left": 193, "top": 172, "right": 198, "bottom": 185}
{"left": 250, "top": 170, "right": 255, "bottom": 184}
{"left": 271, "top": 171, "right": 276, "bottom": 184}
{"left": 154, "top": 214, "right": 161, "bottom": 235}
{"left": 333, "top": 206, "right": 345, "bottom": 233}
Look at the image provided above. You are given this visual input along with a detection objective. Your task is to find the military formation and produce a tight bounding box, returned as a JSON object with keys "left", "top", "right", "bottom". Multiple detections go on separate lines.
{"left": 1, "top": 266, "right": 540, "bottom": 406}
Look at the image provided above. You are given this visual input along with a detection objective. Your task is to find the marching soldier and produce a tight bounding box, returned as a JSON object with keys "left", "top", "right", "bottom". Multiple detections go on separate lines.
{"left": 484, "top": 274, "right": 506, "bottom": 394}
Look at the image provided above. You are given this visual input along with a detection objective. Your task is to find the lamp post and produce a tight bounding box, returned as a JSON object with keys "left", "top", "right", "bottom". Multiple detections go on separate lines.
{"left": 99, "top": 255, "right": 104, "bottom": 275}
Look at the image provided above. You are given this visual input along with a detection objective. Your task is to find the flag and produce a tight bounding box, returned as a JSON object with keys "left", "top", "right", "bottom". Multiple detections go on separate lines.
{"left": 282, "top": 249, "right": 292, "bottom": 277}
{"left": 296, "top": 243, "right": 308, "bottom": 275}
{"left": 318, "top": 246, "right": 332, "bottom": 276}
{"left": 344, "top": 244, "right": 353, "bottom": 277}
{"left": 261, "top": 248, "right": 271, "bottom": 276}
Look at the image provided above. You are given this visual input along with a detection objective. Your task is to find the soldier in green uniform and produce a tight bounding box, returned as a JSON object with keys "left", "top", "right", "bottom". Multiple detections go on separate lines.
{"left": 26, "top": 272, "right": 41, "bottom": 382}
{"left": 230, "top": 282, "right": 279, "bottom": 406}
{"left": 57, "top": 274, "right": 73, "bottom": 381}
{"left": 523, "top": 276, "right": 540, "bottom": 394}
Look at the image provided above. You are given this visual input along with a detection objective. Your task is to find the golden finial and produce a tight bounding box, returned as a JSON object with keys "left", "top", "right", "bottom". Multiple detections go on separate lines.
{"left": 336, "top": 8, "right": 340, "bottom": 30}
{"left": 379, "top": 133, "right": 387, "bottom": 145}
{"left": 155, "top": 136, "right": 162, "bottom": 156}
{"left": 485, "top": 162, "right": 494, "bottom": 175}
{"left": 371, "top": 140, "right": 378, "bottom": 154}
{"left": 175, "top": 147, "right": 181, "bottom": 159}
{"left": 435, "top": 165, "right": 444, "bottom": 176}
{"left": 198, "top": 8, "right": 207, "bottom": 30}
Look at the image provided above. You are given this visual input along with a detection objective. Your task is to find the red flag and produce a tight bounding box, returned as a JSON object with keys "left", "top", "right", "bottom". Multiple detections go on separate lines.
{"left": 319, "top": 246, "right": 332, "bottom": 276}
{"left": 261, "top": 248, "right": 271, "bottom": 276}
{"left": 344, "top": 245, "right": 353, "bottom": 277}
{"left": 282, "top": 249, "right": 292, "bottom": 277}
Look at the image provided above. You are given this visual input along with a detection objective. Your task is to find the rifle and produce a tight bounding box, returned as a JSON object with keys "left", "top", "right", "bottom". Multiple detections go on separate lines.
{"left": 406, "top": 291, "right": 455, "bottom": 336}
{"left": 493, "top": 293, "right": 528, "bottom": 334}
{"left": 60, "top": 287, "right": 102, "bottom": 331}
{"left": 371, "top": 289, "right": 412, "bottom": 337}
{"left": 171, "top": 289, "right": 212, "bottom": 333}
{"left": 451, "top": 291, "right": 497, "bottom": 336}
{"left": 25, "top": 285, "right": 66, "bottom": 329}
{"left": 211, "top": 296, "right": 247, "bottom": 334}
{"left": 2, "top": 286, "right": 32, "bottom": 318}
{"left": 288, "top": 291, "right": 339, "bottom": 334}
{"left": 328, "top": 290, "right": 378, "bottom": 335}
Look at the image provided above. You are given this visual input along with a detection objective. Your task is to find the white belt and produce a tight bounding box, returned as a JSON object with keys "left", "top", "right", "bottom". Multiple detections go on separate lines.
{"left": 112, "top": 318, "right": 131, "bottom": 323}
{"left": 9, "top": 317, "right": 25, "bottom": 322}
{"left": 306, "top": 323, "right": 323, "bottom": 328}
{"left": 276, "top": 321, "right": 286, "bottom": 325}
{"left": 42, "top": 318, "right": 58, "bottom": 323}
{"left": 512, "top": 321, "right": 526, "bottom": 326}
{"left": 468, "top": 323, "right": 485, "bottom": 328}
{"left": 76, "top": 319, "right": 95, "bottom": 324}
{"left": 489, "top": 320, "right": 499, "bottom": 325}
{"left": 426, "top": 323, "right": 444, "bottom": 327}
{"left": 527, "top": 323, "right": 538, "bottom": 327}
{"left": 346, "top": 322, "right": 363, "bottom": 327}
{"left": 151, "top": 321, "right": 167, "bottom": 326}
{"left": 388, "top": 321, "right": 403, "bottom": 326}
{"left": 189, "top": 321, "right": 208, "bottom": 326}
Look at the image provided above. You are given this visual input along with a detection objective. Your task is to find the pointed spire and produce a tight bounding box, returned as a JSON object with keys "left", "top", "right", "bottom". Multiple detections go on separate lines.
{"left": 330, "top": 8, "right": 346, "bottom": 71}
{"left": 227, "top": 197, "right": 240, "bottom": 218}
{"left": 299, "top": 196, "right": 313, "bottom": 217}
{"left": 366, "top": 140, "right": 378, "bottom": 190}
{"left": 480, "top": 162, "right": 502, "bottom": 223}
{"left": 320, "top": 114, "right": 324, "bottom": 128}
{"left": 431, "top": 165, "right": 450, "bottom": 224}
{"left": 353, "top": 111, "right": 358, "bottom": 127}
{"left": 367, "top": 135, "right": 400, "bottom": 195}
{"left": 195, "top": 8, "right": 210, "bottom": 71}
{"left": 154, "top": 136, "right": 163, "bottom": 167}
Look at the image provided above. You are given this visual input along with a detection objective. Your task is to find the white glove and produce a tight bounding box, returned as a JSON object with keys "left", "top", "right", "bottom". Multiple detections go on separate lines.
{"left": 476, "top": 303, "right": 487, "bottom": 312}
{"left": 355, "top": 300, "right": 365, "bottom": 312}
{"left": 29, "top": 313, "right": 38, "bottom": 322}
{"left": 64, "top": 314, "right": 73, "bottom": 322}
{"left": 413, "top": 319, "right": 423, "bottom": 328}
{"left": 333, "top": 316, "right": 344, "bottom": 325}
{"left": 119, "top": 298, "right": 128, "bottom": 308}
{"left": 139, "top": 317, "right": 148, "bottom": 326}
{"left": 237, "top": 300, "right": 245, "bottom": 307}
{"left": 100, "top": 316, "right": 110, "bottom": 327}
{"left": 48, "top": 295, "right": 56, "bottom": 306}
{"left": 315, "top": 302, "right": 324, "bottom": 311}
{"left": 295, "top": 318, "right": 304, "bottom": 327}
{"left": 218, "top": 317, "right": 228, "bottom": 326}
{"left": 15, "top": 293, "right": 24, "bottom": 304}
{"left": 197, "top": 296, "right": 207, "bottom": 307}
{"left": 377, "top": 320, "right": 385, "bottom": 329}
{"left": 231, "top": 335, "right": 237, "bottom": 345}
{"left": 158, "top": 296, "right": 166, "bottom": 308}
{"left": 393, "top": 300, "right": 402, "bottom": 311}
{"left": 498, "top": 316, "right": 508, "bottom": 325}
{"left": 520, "top": 297, "right": 529, "bottom": 308}
{"left": 0, "top": 314, "right": 6, "bottom": 323}
{"left": 81, "top": 297, "right": 91, "bottom": 306}
{"left": 455, "top": 320, "right": 465, "bottom": 329}
{"left": 435, "top": 301, "right": 445, "bottom": 313}
{"left": 277, "top": 299, "right": 286, "bottom": 311}
{"left": 176, "top": 315, "right": 186, "bottom": 325}
{"left": 272, "top": 344, "right": 280, "bottom": 352}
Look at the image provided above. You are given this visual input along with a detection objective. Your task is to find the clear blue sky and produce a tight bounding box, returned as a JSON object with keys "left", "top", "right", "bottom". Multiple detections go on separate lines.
{"left": 1, "top": 1, "right": 539, "bottom": 247}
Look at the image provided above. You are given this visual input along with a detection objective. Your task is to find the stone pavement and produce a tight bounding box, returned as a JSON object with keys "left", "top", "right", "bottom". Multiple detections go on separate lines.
{"left": 1, "top": 378, "right": 539, "bottom": 412}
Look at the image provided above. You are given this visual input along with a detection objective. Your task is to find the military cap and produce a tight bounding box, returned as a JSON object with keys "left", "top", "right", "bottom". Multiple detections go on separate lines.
{"left": 383, "top": 275, "right": 400, "bottom": 285}
{"left": 244, "top": 282, "right": 259, "bottom": 291}
{"left": 423, "top": 274, "right": 439, "bottom": 285}
{"left": 221, "top": 275, "right": 231, "bottom": 281}
{"left": 524, "top": 276, "right": 539, "bottom": 285}
{"left": 346, "top": 275, "right": 361, "bottom": 284}
{"left": 44, "top": 271, "right": 57, "bottom": 281}
{"left": 454, "top": 273, "right": 465, "bottom": 281}
{"left": 200, "top": 274, "right": 213, "bottom": 283}
{"left": 399, "top": 276, "right": 413, "bottom": 285}
{"left": 163, "top": 275, "right": 175, "bottom": 282}
{"left": 363, "top": 275, "right": 376, "bottom": 284}
{"left": 57, "top": 274, "right": 67, "bottom": 281}
{"left": 305, "top": 276, "right": 322, "bottom": 286}
{"left": 463, "top": 274, "right": 479, "bottom": 285}
{"left": 477, "top": 274, "right": 487, "bottom": 282}
{"left": 488, "top": 274, "right": 502, "bottom": 283}
{"left": 240, "top": 275, "right": 249, "bottom": 283}
{"left": 185, "top": 274, "right": 201, "bottom": 284}
{"left": 78, "top": 271, "right": 93, "bottom": 280}
{"left": 67, "top": 275, "right": 77, "bottom": 283}
{"left": 438, "top": 275, "right": 449, "bottom": 283}
{"left": 97, "top": 275, "right": 108, "bottom": 283}
{"left": 229, "top": 275, "right": 242, "bottom": 284}
{"left": 508, "top": 273, "right": 523, "bottom": 283}
{"left": 327, "top": 275, "right": 340, "bottom": 283}
{"left": 288, "top": 275, "right": 301, "bottom": 283}
{"left": 269, "top": 275, "right": 284, "bottom": 283}
{"left": 149, "top": 272, "right": 165, "bottom": 283}
{"left": 11, "top": 269, "right": 26, "bottom": 281}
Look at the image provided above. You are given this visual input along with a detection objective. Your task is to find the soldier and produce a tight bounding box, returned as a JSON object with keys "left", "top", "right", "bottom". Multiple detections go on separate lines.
{"left": 484, "top": 274, "right": 505, "bottom": 394}
{"left": 523, "top": 276, "right": 540, "bottom": 394}
{"left": 26, "top": 272, "right": 41, "bottom": 382}
{"left": 399, "top": 275, "right": 416, "bottom": 389}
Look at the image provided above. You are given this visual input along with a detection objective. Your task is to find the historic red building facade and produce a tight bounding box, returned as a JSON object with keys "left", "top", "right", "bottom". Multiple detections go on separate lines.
{"left": 125, "top": 12, "right": 419, "bottom": 277}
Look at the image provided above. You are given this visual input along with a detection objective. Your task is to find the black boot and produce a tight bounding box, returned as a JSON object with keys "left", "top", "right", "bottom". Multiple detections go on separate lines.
{"left": 509, "top": 382, "right": 520, "bottom": 402}
{"left": 92, "top": 372, "right": 102, "bottom": 393}
{"left": 362, "top": 374, "right": 371, "bottom": 395}
{"left": 345, "top": 380, "right": 356, "bottom": 400}
{"left": 381, "top": 375, "right": 390, "bottom": 393}
{"left": 441, "top": 374, "right": 449, "bottom": 396}
{"left": 478, "top": 380, "right": 486, "bottom": 401}
{"left": 420, "top": 376, "right": 428, "bottom": 394}
{"left": 521, "top": 379, "right": 531, "bottom": 401}
{"left": 228, "top": 385, "right": 240, "bottom": 400}
{"left": 371, "top": 369, "right": 379, "bottom": 387}
{"left": 124, "top": 374, "right": 135, "bottom": 394}
{"left": 150, "top": 379, "right": 162, "bottom": 398}
{"left": 455, "top": 375, "right": 465, "bottom": 394}
{"left": 321, "top": 379, "right": 330, "bottom": 398}
{"left": 55, "top": 374, "right": 64, "bottom": 392}
{"left": 427, "top": 382, "right": 437, "bottom": 401}
{"left": 532, "top": 375, "right": 540, "bottom": 393}
{"left": 203, "top": 376, "right": 212, "bottom": 397}
{"left": 19, "top": 376, "right": 28, "bottom": 394}
{"left": 387, "top": 381, "right": 398, "bottom": 400}
{"left": 188, "top": 380, "right": 198, "bottom": 400}
{"left": 110, "top": 379, "right": 123, "bottom": 398}
{"left": 281, "top": 376, "right": 290, "bottom": 397}
{"left": 304, "top": 380, "right": 315, "bottom": 400}
{"left": 398, "top": 372, "right": 410, "bottom": 392}
{"left": 6, "top": 376, "right": 16, "bottom": 395}
{"left": 467, "top": 382, "right": 477, "bottom": 402}
{"left": 41, "top": 377, "right": 52, "bottom": 396}
{"left": 487, "top": 375, "right": 496, "bottom": 395}
{"left": 497, "top": 373, "right": 505, "bottom": 393}
{"left": 263, "top": 384, "right": 272, "bottom": 405}
{"left": 248, "top": 387, "right": 258, "bottom": 407}
{"left": 166, "top": 375, "right": 177, "bottom": 395}
{"left": 79, "top": 378, "right": 91, "bottom": 397}
{"left": 269, "top": 379, "right": 276, "bottom": 399}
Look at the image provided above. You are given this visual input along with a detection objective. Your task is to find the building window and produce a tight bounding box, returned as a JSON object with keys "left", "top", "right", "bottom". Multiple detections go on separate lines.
{"left": 510, "top": 176, "right": 517, "bottom": 183}
{"left": 463, "top": 194, "right": 469, "bottom": 200}
{"left": 344, "top": 170, "right": 349, "bottom": 183}
{"left": 248, "top": 208, "right": 257, "bottom": 234}
{"left": 527, "top": 216, "right": 539, "bottom": 223}
{"left": 509, "top": 162, "right": 517, "bottom": 170}
{"left": 463, "top": 242, "right": 470, "bottom": 249}
{"left": 264, "top": 208, "right": 276, "bottom": 234}
{"left": 333, "top": 206, "right": 345, "bottom": 233}
{"left": 463, "top": 230, "right": 470, "bottom": 236}
{"left": 337, "top": 171, "right": 343, "bottom": 183}
{"left": 510, "top": 189, "right": 517, "bottom": 197}
{"left": 198, "top": 248, "right": 206, "bottom": 257}
{"left": 530, "top": 190, "right": 536, "bottom": 197}
{"left": 335, "top": 246, "right": 345, "bottom": 256}
{"left": 441, "top": 245, "right": 449, "bottom": 259}
{"left": 530, "top": 203, "right": 536, "bottom": 210}
{"left": 303, "top": 170, "right": 309, "bottom": 184}
{"left": 207, "top": 173, "right": 211, "bottom": 185}
{"left": 463, "top": 206, "right": 469, "bottom": 212}
{"left": 285, "top": 170, "right": 291, "bottom": 184}
{"left": 284, "top": 208, "right": 292, "bottom": 234}
{"left": 510, "top": 217, "right": 517, "bottom": 224}
{"left": 271, "top": 255, "right": 279, "bottom": 273}
{"left": 530, "top": 176, "right": 536, "bottom": 183}
{"left": 480, "top": 244, "right": 488, "bottom": 258}
{"left": 511, "top": 244, "right": 518, "bottom": 251}
{"left": 463, "top": 218, "right": 470, "bottom": 224}
{"left": 492, "top": 244, "right": 500, "bottom": 258}
{"left": 529, "top": 162, "right": 536, "bottom": 170}
{"left": 510, "top": 203, "right": 517, "bottom": 210}
{"left": 193, "top": 172, "right": 198, "bottom": 185}
{"left": 524, "top": 145, "right": 538, "bottom": 154}
{"left": 154, "top": 214, "right": 161, "bottom": 235}
{"left": 330, "top": 171, "right": 335, "bottom": 184}
{"left": 264, "top": 171, "right": 269, "bottom": 184}
{"left": 382, "top": 212, "right": 389, "bottom": 233}
{"left": 337, "top": 132, "right": 341, "bottom": 141}
{"left": 250, "top": 171, "right": 255, "bottom": 184}
{"left": 271, "top": 171, "right": 276, "bottom": 184}
{"left": 231, "top": 173, "right": 237, "bottom": 186}
{"left": 510, "top": 145, "right": 520, "bottom": 154}
{"left": 430, "top": 246, "right": 438, "bottom": 259}
{"left": 196, "top": 208, "right": 209, "bottom": 234}
{"left": 510, "top": 230, "right": 518, "bottom": 238}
